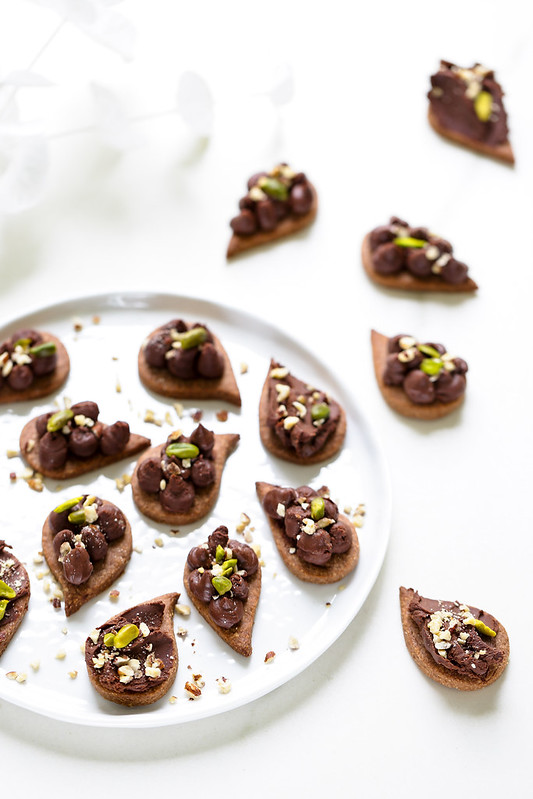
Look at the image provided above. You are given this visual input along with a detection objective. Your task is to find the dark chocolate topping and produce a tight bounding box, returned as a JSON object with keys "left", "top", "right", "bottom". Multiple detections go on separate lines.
{"left": 408, "top": 591, "right": 504, "bottom": 680}
{"left": 266, "top": 362, "right": 341, "bottom": 458}
{"left": 143, "top": 321, "right": 224, "bottom": 381}
{"left": 0, "top": 328, "right": 58, "bottom": 394}
{"left": 0, "top": 541, "right": 30, "bottom": 630}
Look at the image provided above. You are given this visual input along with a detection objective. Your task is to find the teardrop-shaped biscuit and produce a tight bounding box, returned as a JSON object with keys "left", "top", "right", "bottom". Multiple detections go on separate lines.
{"left": 0, "top": 541, "right": 30, "bottom": 656}
{"left": 131, "top": 432, "right": 239, "bottom": 525}
{"left": 399, "top": 587, "right": 510, "bottom": 690}
{"left": 371, "top": 330, "right": 465, "bottom": 420}
{"left": 138, "top": 322, "right": 241, "bottom": 406}
{"left": 42, "top": 497, "right": 132, "bottom": 616}
{"left": 85, "top": 593, "right": 179, "bottom": 706}
{"left": 256, "top": 481, "right": 359, "bottom": 584}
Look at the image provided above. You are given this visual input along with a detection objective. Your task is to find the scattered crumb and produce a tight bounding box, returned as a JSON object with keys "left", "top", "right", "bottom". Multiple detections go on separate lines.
{"left": 168, "top": 695, "right": 177, "bottom": 704}
{"left": 169, "top": 529, "right": 180, "bottom": 536}
{"left": 51, "top": 597, "right": 62, "bottom": 610}
{"left": 235, "top": 512, "right": 251, "bottom": 534}
{"left": 61, "top": 627, "right": 68, "bottom": 636}
{"left": 192, "top": 409, "right": 203, "bottom": 423}
{"left": 144, "top": 409, "right": 163, "bottom": 426}
{"left": 325, "top": 601, "right": 331, "bottom": 608}
{"left": 217, "top": 676, "right": 232, "bottom": 694}
{"left": 216, "top": 410, "right": 228, "bottom": 422}
{"left": 92, "top": 315, "right": 101, "bottom": 325}
{"left": 133, "top": 544, "right": 143, "bottom": 554}
{"left": 72, "top": 317, "right": 83, "bottom": 332}
{"left": 109, "top": 589, "right": 120, "bottom": 601}
{"left": 55, "top": 650, "right": 66, "bottom": 660}
{"left": 175, "top": 604, "right": 191, "bottom": 617}
{"left": 154, "top": 537, "right": 164, "bottom": 548}
{"left": 352, "top": 514, "right": 364, "bottom": 528}
{"left": 176, "top": 627, "right": 188, "bottom": 638}
{"left": 115, "top": 378, "right": 122, "bottom": 394}
{"left": 288, "top": 636, "right": 300, "bottom": 651}
{"left": 338, "top": 584, "right": 347, "bottom": 592}
{"left": 33, "top": 553, "right": 44, "bottom": 565}
{"left": 173, "top": 402, "right": 184, "bottom": 419}
{"left": 114, "top": 473, "right": 131, "bottom": 492}
{"left": 6, "top": 671, "right": 17, "bottom": 680}
{"left": 343, "top": 505, "right": 353, "bottom": 515}
{"left": 164, "top": 411, "right": 173, "bottom": 426}
{"left": 264, "top": 651, "right": 276, "bottom": 664}
{"left": 240, "top": 362, "right": 248, "bottom": 375}
{"left": 9, "top": 472, "right": 16, "bottom": 482}
{"left": 30, "top": 660, "right": 40, "bottom": 672}
{"left": 68, "top": 670, "right": 78, "bottom": 680}
{"left": 244, "top": 530, "right": 253, "bottom": 543}
{"left": 184, "top": 675, "right": 203, "bottom": 700}
{"left": 112, "top": 356, "right": 119, "bottom": 361}
{"left": 6, "top": 449, "right": 19, "bottom": 459}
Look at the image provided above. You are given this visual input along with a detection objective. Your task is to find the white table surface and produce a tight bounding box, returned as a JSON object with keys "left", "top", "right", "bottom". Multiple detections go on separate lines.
{"left": 1, "top": 1, "right": 532, "bottom": 795}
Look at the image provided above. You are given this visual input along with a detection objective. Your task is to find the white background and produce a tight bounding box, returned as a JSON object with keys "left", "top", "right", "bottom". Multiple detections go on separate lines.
{"left": 1, "top": 1, "right": 532, "bottom": 795}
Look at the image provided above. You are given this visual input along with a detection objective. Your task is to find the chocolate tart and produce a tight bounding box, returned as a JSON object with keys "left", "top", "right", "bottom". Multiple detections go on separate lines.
{"left": 138, "top": 321, "right": 241, "bottom": 406}
{"left": 0, "top": 541, "right": 30, "bottom": 656}
{"left": 183, "top": 527, "right": 261, "bottom": 657}
{"left": 259, "top": 359, "right": 346, "bottom": 465}
{"left": 42, "top": 496, "right": 132, "bottom": 616}
{"left": 371, "top": 330, "right": 466, "bottom": 420}
{"left": 400, "top": 587, "right": 510, "bottom": 690}
{"left": 131, "top": 431, "right": 240, "bottom": 525}
{"left": 256, "top": 482, "right": 359, "bottom": 584}
{"left": 0, "top": 331, "right": 70, "bottom": 404}
{"left": 85, "top": 593, "right": 179, "bottom": 706}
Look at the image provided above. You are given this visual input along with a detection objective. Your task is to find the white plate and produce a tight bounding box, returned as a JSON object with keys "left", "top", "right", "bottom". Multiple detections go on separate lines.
{"left": 0, "top": 292, "right": 391, "bottom": 728}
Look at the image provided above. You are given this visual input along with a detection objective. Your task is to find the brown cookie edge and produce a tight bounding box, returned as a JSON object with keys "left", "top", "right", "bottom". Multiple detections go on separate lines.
{"left": 428, "top": 107, "right": 514, "bottom": 165}
{"left": 131, "top": 433, "right": 240, "bottom": 525}
{"left": 371, "top": 329, "right": 464, "bottom": 420}
{"left": 361, "top": 234, "right": 478, "bottom": 293}
{"left": 85, "top": 592, "right": 179, "bottom": 706}
{"left": 0, "top": 552, "right": 30, "bottom": 657}
{"left": 399, "top": 587, "right": 510, "bottom": 691}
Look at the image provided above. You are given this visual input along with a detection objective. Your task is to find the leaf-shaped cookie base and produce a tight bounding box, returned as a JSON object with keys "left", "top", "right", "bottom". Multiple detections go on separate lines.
{"left": 428, "top": 107, "right": 514, "bottom": 165}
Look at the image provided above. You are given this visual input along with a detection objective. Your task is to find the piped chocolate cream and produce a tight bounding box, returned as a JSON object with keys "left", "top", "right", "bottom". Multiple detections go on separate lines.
{"left": 85, "top": 600, "right": 176, "bottom": 695}
{"left": 230, "top": 164, "right": 314, "bottom": 239}
{"left": 384, "top": 335, "right": 467, "bottom": 405}
{"left": 186, "top": 526, "right": 258, "bottom": 630}
{"left": 265, "top": 362, "right": 342, "bottom": 459}
{"left": 429, "top": 61, "right": 509, "bottom": 148}
{"left": 0, "top": 329, "right": 58, "bottom": 392}
{"left": 369, "top": 217, "right": 470, "bottom": 286}
{"left": 142, "top": 320, "right": 224, "bottom": 381}
{"left": 262, "top": 485, "right": 351, "bottom": 567}
{"left": 136, "top": 424, "right": 216, "bottom": 513}
{"left": 408, "top": 591, "right": 504, "bottom": 681}
{"left": 0, "top": 541, "right": 30, "bottom": 654}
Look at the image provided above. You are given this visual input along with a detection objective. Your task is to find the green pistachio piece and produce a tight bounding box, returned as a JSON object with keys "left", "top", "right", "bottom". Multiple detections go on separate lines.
{"left": 257, "top": 176, "right": 289, "bottom": 201}
{"left": 165, "top": 442, "right": 200, "bottom": 460}
{"left": 67, "top": 509, "right": 87, "bottom": 525}
{"left": 103, "top": 632, "right": 116, "bottom": 647}
{"left": 311, "top": 402, "right": 330, "bottom": 421}
{"left": 393, "top": 236, "right": 427, "bottom": 248}
{"left": 465, "top": 617, "right": 497, "bottom": 638}
{"left": 419, "top": 358, "right": 443, "bottom": 377}
{"left": 29, "top": 341, "right": 57, "bottom": 358}
{"left": 174, "top": 327, "right": 208, "bottom": 350}
{"left": 113, "top": 624, "right": 140, "bottom": 648}
{"left": 53, "top": 496, "right": 84, "bottom": 515}
{"left": 221, "top": 558, "right": 238, "bottom": 576}
{"left": 46, "top": 408, "right": 74, "bottom": 433}
{"left": 0, "top": 599, "right": 8, "bottom": 621}
{"left": 311, "top": 497, "right": 325, "bottom": 521}
{"left": 215, "top": 544, "right": 225, "bottom": 564}
{"left": 474, "top": 90, "right": 492, "bottom": 122}
{"left": 0, "top": 580, "right": 16, "bottom": 600}
{"left": 212, "top": 575, "right": 232, "bottom": 595}
{"left": 418, "top": 344, "right": 442, "bottom": 359}
{"left": 14, "top": 338, "right": 32, "bottom": 350}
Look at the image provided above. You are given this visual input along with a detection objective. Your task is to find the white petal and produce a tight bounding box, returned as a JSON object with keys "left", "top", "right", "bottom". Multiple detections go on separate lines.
{"left": 0, "top": 136, "right": 49, "bottom": 214}
{"left": 1, "top": 70, "right": 53, "bottom": 88}
{"left": 91, "top": 82, "right": 142, "bottom": 150}
{"left": 176, "top": 71, "right": 214, "bottom": 137}
{"left": 266, "top": 63, "right": 294, "bottom": 106}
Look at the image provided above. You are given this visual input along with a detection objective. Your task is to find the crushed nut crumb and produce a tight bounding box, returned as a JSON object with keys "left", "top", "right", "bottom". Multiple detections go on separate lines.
{"left": 144, "top": 409, "right": 163, "bottom": 426}
{"left": 55, "top": 650, "right": 66, "bottom": 660}
{"left": 68, "top": 670, "right": 78, "bottom": 679}
{"left": 288, "top": 636, "right": 300, "bottom": 650}
{"left": 109, "top": 589, "right": 120, "bottom": 601}
{"left": 216, "top": 410, "right": 228, "bottom": 422}
{"left": 168, "top": 695, "right": 177, "bottom": 704}
{"left": 173, "top": 402, "right": 184, "bottom": 419}
{"left": 240, "top": 362, "right": 248, "bottom": 374}
{"left": 6, "top": 449, "right": 19, "bottom": 459}
{"left": 154, "top": 537, "right": 164, "bottom": 548}
{"left": 216, "top": 676, "right": 232, "bottom": 694}
{"left": 175, "top": 604, "right": 191, "bottom": 617}
{"left": 264, "top": 651, "right": 276, "bottom": 664}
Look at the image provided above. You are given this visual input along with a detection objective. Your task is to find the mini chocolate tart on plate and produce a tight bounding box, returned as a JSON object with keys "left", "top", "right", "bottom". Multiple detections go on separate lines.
{"left": 20, "top": 400, "right": 151, "bottom": 479}
{"left": 138, "top": 319, "right": 241, "bottom": 406}
{"left": 183, "top": 526, "right": 261, "bottom": 657}
{"left": 256, "top": 482, "right": 359, "bottom": 584}
{"left": 400, "top": 587, "right": 509, "bottom": 690}
{"left": 0, "top": 541, "right": 30, "bottom": 656}
{"left": 259, "top": 359, "right": 346, "bottom": 464}
{"left": 371, "top": 331, "right": 467, "bottom": 420}
{"left": 0, "top": 328, "right": 69, "bottom": 404}
{"left": 227, "top": 163, "right": 317, "bottom": 258}
{"left": 85, "top": 592, "right": 179, "bottom": 706}
{"left": 131, "top": 424, "right": 239, "bottom": 525}
{"left": 362, "top": 216, "right": 477, "bottom": 293}
{"left": 42, "top": 495, "right": 132, "bottom": 616}
{"left": 428, "top": 60, "right": 514, "bottom": 164}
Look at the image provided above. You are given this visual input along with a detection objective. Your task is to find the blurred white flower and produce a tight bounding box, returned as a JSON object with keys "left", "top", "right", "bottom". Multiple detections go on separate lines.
{"left": 176, "top": 71, "right": 214, "bottom": 137}
{"left": 31, "top": 0, "right": 137, "bottom": 60}
{"left": 91, "top": 82, "right": 143, "bottom": 150}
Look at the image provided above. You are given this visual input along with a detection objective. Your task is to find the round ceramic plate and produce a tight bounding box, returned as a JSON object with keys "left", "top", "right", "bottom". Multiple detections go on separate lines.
{"left": 0, "top": 292, "right": 391, "bottom": 727}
